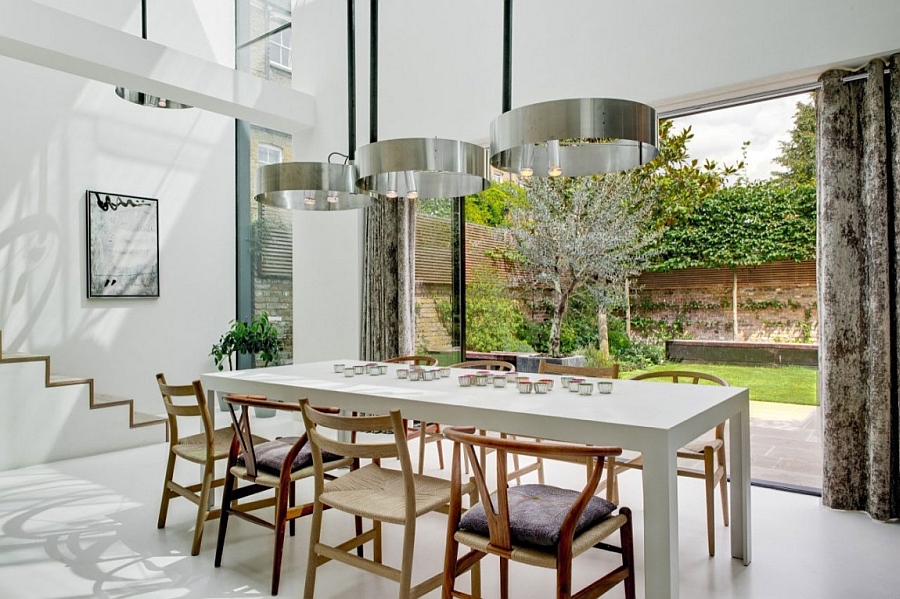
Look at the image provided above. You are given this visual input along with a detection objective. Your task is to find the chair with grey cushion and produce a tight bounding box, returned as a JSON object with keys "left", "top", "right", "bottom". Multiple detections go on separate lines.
{"left": 441, "top": 427, "right": 635, "bottom": 599}
{"left": 214, "top": 394, "right": 354, "bottom": 595}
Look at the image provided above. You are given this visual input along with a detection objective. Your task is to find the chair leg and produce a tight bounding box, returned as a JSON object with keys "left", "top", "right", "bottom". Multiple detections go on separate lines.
{"left": 536, "top": 456, "right": 545, "bottom": 485}
{"left": 605, "top": 457, "right": 619, "bottom": 505}
{"left": 500, "top": 557, "right": 509, "bottom": 599}
{"left": 704, "top": 448, "right": 716, "bottom": 556}
{"left": 303, "top": 501, "right": 324, "bottom": 599}
{"left": 214, "top": 470, "right": 236, "bottom": 567}
{"left": 373, "top": 519, "right": 383, "bottom": 564}
{"left": 157, "top": 450, "right": 177, "bottom": 529}
{"left": 191, "top": 464, "right": 214, "bottom": 556}
{"left": 355, "top": 515, "right": 365, "bottom": 558}
{"left": 435, "top": 425, "right": 445, "bottom": 470}
{"left": 271, "top": 485, "right": 290, "bottom": 595}
{"left": 418, "top": 425, "right": 427, "bottom": 475}
{"left": 398, "top": 519, "right": 416, "bottom": 599}
{"left": 620, "top": 507, "right": 636, "bottom": 599}
{"left": 718, "top": 445, "right": 730, "bottom": 527}
{"left": 289, "top": 481, "right": 297, "bottom": 537}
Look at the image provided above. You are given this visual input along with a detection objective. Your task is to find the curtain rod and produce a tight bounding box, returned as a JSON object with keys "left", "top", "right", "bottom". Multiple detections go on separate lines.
{"left": 660, "top": 67, "right": 892, "bottom": 120}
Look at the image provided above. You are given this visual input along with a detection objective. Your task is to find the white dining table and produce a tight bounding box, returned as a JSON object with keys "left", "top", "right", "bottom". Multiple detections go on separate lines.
{"left": 201, "top": 360, "right": 751, "bottom": 599}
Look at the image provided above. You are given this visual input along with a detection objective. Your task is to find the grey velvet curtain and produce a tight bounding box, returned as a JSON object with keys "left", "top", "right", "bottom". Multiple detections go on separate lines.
{"left": 360, "top": 198, "right": 416, "bottom": 361}
{"left": 817, "top": 55, "right": 900, "bottom": 520}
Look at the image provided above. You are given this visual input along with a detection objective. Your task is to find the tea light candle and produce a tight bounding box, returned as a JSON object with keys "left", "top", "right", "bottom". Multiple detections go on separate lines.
{"left": 439, "top": 367, "right": 451, "bottom": 378}
{"left": 560, "top": 376, "right": 573, "bottom": 388}
{"left": 343, "top": 367, "right": 355, "bottom": 377}
{"left": 333, "top": 363, "right": 345, "bottom": 373}
{"left": 493, "top": 376, "right": 507, "bottom": 388}
{"left": 568, "top": 378, "right": 584, "bottom": 392}
{"left": 409, "top": 370, "right": 422, "bottom": 381}
{"left": 474, "top": 373, "right": 489, "bottom": 386}
{"left": 396, "top": 368, "right": 409, "bottom": 379}
{"left": 578, "top": 381, "right": 594, "bottom": 395}
{"left": 378, "top": 364, "right": 388, "bottom": 375}
{"left": 506, "top": 372, "right": 519, "bottom": 383}
{"left": 423, "top": 370, "right": 436, "bottom": 381}
{"left": 517, "top": 381, "right": 533, "bottom": 394}
{"left": 458, "top": 374, "right": 473, "bottom": 387}
{"left": 597, "top": 381, "right": 613, "bottom": 394}
{"left": 533, "top": 381, "right": 550, "bottom": 394}
{"left": 353, "top": 365, "right": 365, "bottom": 375}
{"left": 538, "top": 378, "right": 554, "bottom": 391}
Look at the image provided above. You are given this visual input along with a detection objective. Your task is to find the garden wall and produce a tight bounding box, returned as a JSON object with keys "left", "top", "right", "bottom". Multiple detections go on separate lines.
{"left": 631, "top": 260, "right": 818, "bottom": 343}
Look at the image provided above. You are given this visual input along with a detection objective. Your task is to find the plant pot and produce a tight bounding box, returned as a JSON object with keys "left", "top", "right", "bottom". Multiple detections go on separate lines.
{"left": 254, "top": 406, "right": 276, "bottom": 418}
{"left": 516, "top": 354, "right": 586, "bottom": 374}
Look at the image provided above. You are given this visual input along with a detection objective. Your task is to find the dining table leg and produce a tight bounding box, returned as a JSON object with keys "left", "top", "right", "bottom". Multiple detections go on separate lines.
{"left": 640, "top": 441, "right": 680, "bottom": 599}
{"left": 729, "top": 403, "right": 752, "bottom": 565}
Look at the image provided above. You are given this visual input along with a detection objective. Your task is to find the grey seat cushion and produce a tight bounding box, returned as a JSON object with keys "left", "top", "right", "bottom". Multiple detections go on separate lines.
{"left": 237, "top": 437, "right": 344, "bottom": 474}
{"left": 459, "top": 484, "right": 616, "bottom": 548}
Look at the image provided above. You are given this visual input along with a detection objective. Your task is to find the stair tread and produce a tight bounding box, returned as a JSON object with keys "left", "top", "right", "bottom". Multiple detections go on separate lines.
{"left": 94, "top": 393, "right": 130, "bottom": 406}
{"left": 133, "top": 411, "right": 167, "bottom": 426}
{"left": 48, "top": 374, "right": 91, "bottom": 384}
{"left": 1, "top": 351, "right": 48, "bottom": 361}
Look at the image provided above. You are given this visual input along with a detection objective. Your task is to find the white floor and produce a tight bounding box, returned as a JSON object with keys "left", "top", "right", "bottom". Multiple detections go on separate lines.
{"left": 1, "top": 412, "right": 898, "bottom": 599}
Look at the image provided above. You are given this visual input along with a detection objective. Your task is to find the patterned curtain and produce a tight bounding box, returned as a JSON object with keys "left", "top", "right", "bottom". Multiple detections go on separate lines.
{"left": 817, "top": 55, "right": 900, "bottom": 520}
{"left": 360, "top": 198, "right": 416, "bottom": 361}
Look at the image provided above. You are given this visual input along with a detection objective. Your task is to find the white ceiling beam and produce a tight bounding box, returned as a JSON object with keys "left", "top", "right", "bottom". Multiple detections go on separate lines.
{"left": 0, "top": 0, "right": 315, "bottom": 133}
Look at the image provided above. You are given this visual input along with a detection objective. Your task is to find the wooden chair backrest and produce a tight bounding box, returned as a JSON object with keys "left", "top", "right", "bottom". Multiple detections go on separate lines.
{"left": 385, "top": 355, "right": 439, "bottom": 366}
{"left": 300, "top": 399, "right": 415, "bottom": 500}
{"left": 156, "top": 373, "right": 213, "bottom": 447}
{"left": 628, "top": 370, "right": 728, "bottom": 386}
{"left": 450, "top": 360, "right": 516, "bottom": 372}
{"left": 222, "top": 394, "right": 308, "bottom": 479}
{"left": 442, "top": 426, "right": 621, "bottom": 559}
{"left": 538, "top": 360, "right": 620, "bottom": 379}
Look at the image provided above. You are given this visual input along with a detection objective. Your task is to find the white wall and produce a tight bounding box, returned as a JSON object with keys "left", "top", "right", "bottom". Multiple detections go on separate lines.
{"left": 290, "top": 0, "right": 900, "bottom": 362}
{"left": 0, "top": 0, "right": 236, "bottom": 415}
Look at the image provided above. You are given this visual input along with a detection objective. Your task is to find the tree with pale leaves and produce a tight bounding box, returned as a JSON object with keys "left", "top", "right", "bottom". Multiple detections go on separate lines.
{"left": 510, "top": 175, "right": 658, "bottom": 357}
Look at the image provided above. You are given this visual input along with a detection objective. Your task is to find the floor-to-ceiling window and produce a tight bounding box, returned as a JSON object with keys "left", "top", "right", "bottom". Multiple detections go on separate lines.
{"left": 235, "top": 0, "right": 294, "bottom": 366}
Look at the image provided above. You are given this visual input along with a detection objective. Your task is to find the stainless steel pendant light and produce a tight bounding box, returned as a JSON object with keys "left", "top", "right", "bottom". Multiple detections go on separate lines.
{"left": 115, "top": 0, "right": 191, "bottom": 109}
{"left": 489, "top": 1, "right": 657, "bottom": 177}
{"left": 354, "top": 1, "right": 490, "bottom": 199}
{"left": 254, "top": 0, "right": 374, "bottom": 211}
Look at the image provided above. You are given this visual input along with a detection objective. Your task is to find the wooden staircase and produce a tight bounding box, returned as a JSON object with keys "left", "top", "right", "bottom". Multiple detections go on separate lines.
{"left": 0, "top": 330, "right": 168, "bottom": 470}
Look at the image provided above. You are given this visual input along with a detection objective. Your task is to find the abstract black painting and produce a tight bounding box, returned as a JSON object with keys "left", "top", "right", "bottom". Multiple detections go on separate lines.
{"left": 86, "top": 190, "right": 159, "bottom": 298}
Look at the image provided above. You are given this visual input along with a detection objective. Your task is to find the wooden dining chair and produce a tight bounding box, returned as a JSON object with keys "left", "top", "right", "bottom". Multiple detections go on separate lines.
{"left": 452, "top": 360, "right": 544, "bottom": 485}
{"left": 538, "top": 359, "right": 620, "bottom": 380}
{"left": 155, "top": 373, "right": 256, "bottom": 556}
{"left": 441, "top": 427, "right": 636, "bottom": 599}
{"left": 537, "top": 360, "right": 620, "bottom": 490}
{"left": 214, "top": 394, "right": 354, "bottom": 595}
{"left": 610, "top": 370, "right": 730, "bottom": 556}
{"left": 299, "top": 399, "right": 478, "bottom": 599}
{"left": 385, "top": 355, "right": 444, "bottom": 473}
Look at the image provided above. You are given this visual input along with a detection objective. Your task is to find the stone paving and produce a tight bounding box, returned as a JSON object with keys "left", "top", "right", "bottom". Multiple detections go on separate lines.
{"left": 748, "top": 401, "right": 822, "bottom": 490}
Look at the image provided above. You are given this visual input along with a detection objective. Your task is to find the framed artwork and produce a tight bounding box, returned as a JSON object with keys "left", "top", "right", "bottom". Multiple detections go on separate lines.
{"left": 86, "top": 190, "right": 159, "bottom": 298}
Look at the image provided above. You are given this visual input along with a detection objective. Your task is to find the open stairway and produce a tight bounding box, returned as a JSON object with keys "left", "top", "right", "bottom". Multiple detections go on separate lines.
{"left": 0, "top": 331, "right": 167, "bottom": 471}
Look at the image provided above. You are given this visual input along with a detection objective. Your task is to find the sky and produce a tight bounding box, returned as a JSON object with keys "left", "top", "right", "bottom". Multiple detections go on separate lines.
{"left": 670, "top": 93, "right": 814, "bottom": 182}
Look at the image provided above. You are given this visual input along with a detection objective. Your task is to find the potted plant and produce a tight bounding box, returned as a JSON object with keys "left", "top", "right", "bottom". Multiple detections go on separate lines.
{"left": 210, "top": 311, "right": 281, "bottom": 417}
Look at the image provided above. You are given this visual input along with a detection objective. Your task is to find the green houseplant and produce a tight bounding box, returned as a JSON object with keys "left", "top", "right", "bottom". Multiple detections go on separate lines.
{"left": 210, "top": 311, "right": 281, "bottom": 416}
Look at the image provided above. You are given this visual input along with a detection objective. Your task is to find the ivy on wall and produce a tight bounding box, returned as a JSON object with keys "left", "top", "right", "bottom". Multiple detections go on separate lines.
{"left": 652, "top": 181, "right": 816, "bottom": 271}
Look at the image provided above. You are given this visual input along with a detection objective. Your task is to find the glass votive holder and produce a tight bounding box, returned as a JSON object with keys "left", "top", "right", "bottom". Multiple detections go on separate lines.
{"left": 578, "top": 381, "right": 594, "bottom": 396}
{"left": 560, "top": 375, "right": 573, "bottom": 388}
{"left": 474, "top": 373, "right": 489, "bottom": 386}
{"left": 333, "top": 363, "right": 345, "bottom": 373}
{"left": 517, "top": 381, "right": 533, "bottom": 394}
{"left": 408, "top": 369, "right": 422, "bottom": 381}
{"left": 366, "top": 363, "right": 378, "bottom": 374}
{"left": 458, "top": 374, "right": 473, "bottom": 387}
{"left": 506, "top": 371, "right": 519, "bottom": 383}
{"left": 439, "top": 367, "right": 451, "bottom": 378}
{"left": 597, "top": 381, "right": 613, "bottom": 394}
{"left": 422, "top": 369, "right": 436, "bottom": 381}
{"left": 353, "top": 365, "right": 366, "bottom": 375}
{"left": 378, "top": 364, "right": 388, "bottom": 375}
{"left": 538, "top": 378, "right": 554, "bottom": 391}
{"left": 533, "top": 381, "right": 550, "bottom": 394}
{"left": 493, "top": 376, "right": 507, "bottom": 388}
{"left": 568, "top": 378, "right": 584, "bottom": 392}
{"left": 396, "top": 368, "right": 409, "bottom": 379}
{"left": 343, "top": 367, "right": 355, "bottom": 377}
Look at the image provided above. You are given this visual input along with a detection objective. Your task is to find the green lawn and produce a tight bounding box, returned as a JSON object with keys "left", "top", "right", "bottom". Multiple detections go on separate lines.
{"left": 622, "top": 362, "right": 819, "bottom": 406}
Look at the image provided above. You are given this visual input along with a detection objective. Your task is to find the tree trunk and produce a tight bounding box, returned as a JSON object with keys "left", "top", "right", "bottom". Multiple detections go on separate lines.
{"left": 625, "top": 278, "right": 631, "bottom": 339}
{"left": 548, "top": 292, "right": 569, "bottom": 357}
{"left": 732, "top": 269, "right": 739, "bottom": 341}
{"left": 597, "top": 308, "right": 610, "bottom": 359}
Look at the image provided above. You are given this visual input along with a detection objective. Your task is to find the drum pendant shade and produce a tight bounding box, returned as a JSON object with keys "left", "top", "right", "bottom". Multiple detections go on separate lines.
{"left": 355, "top": 137, "right": 491, "bottom": 199}
{"left": 490, "top": 98, "right": 659, "bottom": 177}
{"left": 256, "top": 162, "right": 374, "bottom": 211}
